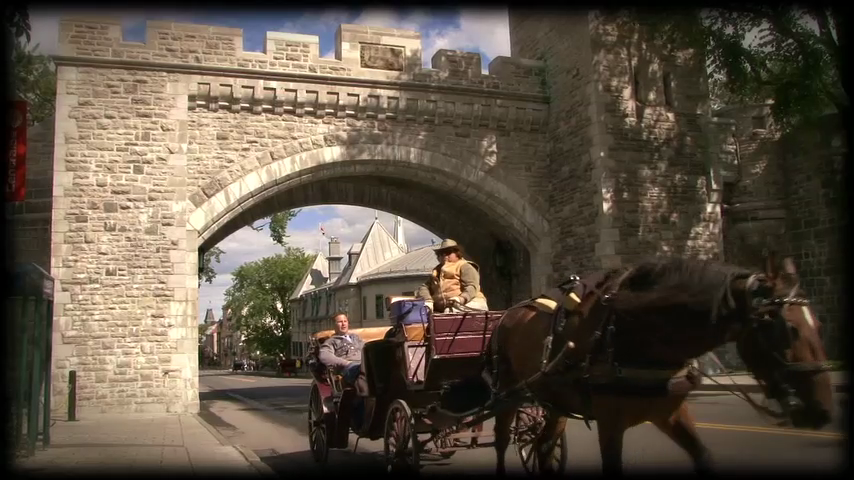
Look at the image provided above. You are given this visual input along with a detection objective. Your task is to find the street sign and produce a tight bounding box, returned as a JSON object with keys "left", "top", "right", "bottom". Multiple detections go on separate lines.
{"left": 7, "top": 101, "right": 28, "bottom": 203}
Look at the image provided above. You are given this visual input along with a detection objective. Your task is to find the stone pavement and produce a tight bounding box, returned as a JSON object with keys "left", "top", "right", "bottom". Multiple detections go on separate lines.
{"left": 12, "top": 413, "right": 275, "bottom": 477}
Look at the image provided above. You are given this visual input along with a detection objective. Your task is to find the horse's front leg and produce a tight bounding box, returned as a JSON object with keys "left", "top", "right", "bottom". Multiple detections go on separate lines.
{"left": 493, "top": 407, "right": 516, "bottom": 476}
{"left": 536, "top": 414, "right": 567, "bottom": 475}
{"left": 597, "top": 417, "right": 627, "bottom": 476}
{"left": 652, "top": 402, "right": 713, "bottom": 474}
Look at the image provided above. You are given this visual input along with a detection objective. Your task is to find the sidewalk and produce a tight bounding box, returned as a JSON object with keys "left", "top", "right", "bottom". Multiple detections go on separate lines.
{"left": 696, "top": 371, "right": 848, "bottom": 393}
{"left": 12, "top": 413, "right": 275, "bottom": 477}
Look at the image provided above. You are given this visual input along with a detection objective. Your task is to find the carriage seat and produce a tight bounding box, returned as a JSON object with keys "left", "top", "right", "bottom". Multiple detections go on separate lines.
{"left": 312, "top": 326, "right": 394, "bottom": 347}
{"left": 313, "top": 324, "right": 426, "bottom": 349}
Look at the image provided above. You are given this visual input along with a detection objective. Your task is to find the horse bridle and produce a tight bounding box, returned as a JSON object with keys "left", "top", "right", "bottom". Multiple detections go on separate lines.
{"left": 746, "top": 282, "right": 831, "bottom": 374}
{"left": 740, "top": 278, "right": 832, "bottom": 414}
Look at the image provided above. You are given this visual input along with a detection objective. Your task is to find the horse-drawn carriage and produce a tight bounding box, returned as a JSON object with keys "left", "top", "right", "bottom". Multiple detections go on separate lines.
{"left": 306, "top": 255, "right": 836, "bottom": 475}
{"left": 305, "top": 308, "right": 567, "bottom": 474}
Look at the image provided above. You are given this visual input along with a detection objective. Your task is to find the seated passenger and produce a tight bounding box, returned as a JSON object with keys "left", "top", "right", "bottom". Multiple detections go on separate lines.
{"left": 417, "top": 239, "right": 489, "bottom": 313}
{"left": 318, "top": 312, "right": 363, "bottom": 386}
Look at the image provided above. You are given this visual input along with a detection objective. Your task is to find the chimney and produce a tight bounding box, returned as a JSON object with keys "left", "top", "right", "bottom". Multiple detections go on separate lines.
{"left": 327, "top": 236, "right": 343, "bottom": 282}
{"left": 393, "top": 215, "right": 408, "bottom": 252}
{"left": 348, "top": 243, "right": 363, "bottom": 269}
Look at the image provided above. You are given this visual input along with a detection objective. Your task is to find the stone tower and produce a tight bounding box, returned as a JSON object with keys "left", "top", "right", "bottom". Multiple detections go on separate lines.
{"left": 509, "top": 10, "right": 726, "bottom": 278}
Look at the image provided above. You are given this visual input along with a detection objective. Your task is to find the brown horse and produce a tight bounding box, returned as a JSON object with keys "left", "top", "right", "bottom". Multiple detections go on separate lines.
{"left": 485, "top": 255, "right": 834, "bottom": 475}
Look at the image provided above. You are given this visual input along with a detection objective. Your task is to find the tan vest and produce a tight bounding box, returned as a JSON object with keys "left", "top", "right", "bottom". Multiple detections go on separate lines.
{"left": 430, "top": 259, "right": 486, "bottom": 306}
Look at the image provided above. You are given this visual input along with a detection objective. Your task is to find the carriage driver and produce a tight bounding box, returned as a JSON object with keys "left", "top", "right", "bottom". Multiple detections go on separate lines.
{"left": 318, "top": 312, "right": 363, "bottom": 385}
{"left": 417, "top": 239, "right": 489, "bottom": 313}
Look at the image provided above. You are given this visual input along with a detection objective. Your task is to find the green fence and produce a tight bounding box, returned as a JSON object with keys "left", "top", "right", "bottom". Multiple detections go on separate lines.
{"left": 8, "top": 263, "right": 55, "bottom": 457}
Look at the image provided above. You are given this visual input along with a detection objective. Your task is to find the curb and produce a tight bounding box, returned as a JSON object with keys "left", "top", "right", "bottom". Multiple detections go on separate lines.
{"left": 232, "top": 371, "right": 310, "bottom": 380}
{"left": 693, "top": 384, "right": 848, "bottom": 394}
{"left": 192, "top": 413, "right": 278, "bottom": 478}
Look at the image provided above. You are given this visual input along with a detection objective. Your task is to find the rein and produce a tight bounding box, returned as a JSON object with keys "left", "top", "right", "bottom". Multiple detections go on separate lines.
{"left": 696, "top": 352, "right": 791, "bottom": 423}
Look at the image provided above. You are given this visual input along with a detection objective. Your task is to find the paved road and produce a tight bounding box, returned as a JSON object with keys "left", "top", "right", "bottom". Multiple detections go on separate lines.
{"left": 198, "top": 371, "right": 848, "bottom": 475}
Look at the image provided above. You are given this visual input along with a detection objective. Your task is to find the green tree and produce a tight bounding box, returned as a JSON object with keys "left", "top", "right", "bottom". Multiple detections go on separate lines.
{"left": 12, "top": 42, "right": 56, "bottom": 126}
{"left": 649, "top": 6, "right": 849, "bottom": 137}
{"left": 251, "top": 210, "right": 300, "bottom": 248}
{"left": 223, "top": 247, "right": 313, "bottom": 358}
{"left": 199, "top": 246, "right": 224, "bottom": 285}
{"left": 7, "top": 6, "right": 57, "bottom": 126}
{"left": 5, "top": 5, "right": 31, "bottom": 43}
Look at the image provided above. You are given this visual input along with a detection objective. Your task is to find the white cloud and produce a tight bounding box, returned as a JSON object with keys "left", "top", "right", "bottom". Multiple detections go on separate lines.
{"left": 28, "top": 9, "right": 63, "bottom": 55}
{"left": 277, "top": 10, "right": 353, "bottom": 35}
{"left": 347, "top": 8, "right": 510, "bottom": 71}
{"left": 423, "top": 9, "right": 510, "bottom": 67}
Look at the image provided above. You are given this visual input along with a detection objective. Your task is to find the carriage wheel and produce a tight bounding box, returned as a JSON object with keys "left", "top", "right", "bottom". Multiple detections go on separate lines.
{"left": 514, "top": 405, "right": 568, "bottom": 475}
{"left": 308, "top": 383, "right": 330, "bottom": 464}
{"left": 383, "top": 399, "right": 421, "bottom": 473}
{"left": 433, "top": 433, "right": 457, "bottom": 459}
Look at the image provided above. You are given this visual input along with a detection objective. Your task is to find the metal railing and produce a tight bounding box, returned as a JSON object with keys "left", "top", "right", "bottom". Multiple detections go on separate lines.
{"left": 8, "top": 263, "right": 55, "bottom": 457}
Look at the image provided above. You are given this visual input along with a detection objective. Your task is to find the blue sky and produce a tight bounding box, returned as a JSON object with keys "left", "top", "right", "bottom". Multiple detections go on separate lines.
{"left": 29, "top": 7, "right": 511, "bottom": 322}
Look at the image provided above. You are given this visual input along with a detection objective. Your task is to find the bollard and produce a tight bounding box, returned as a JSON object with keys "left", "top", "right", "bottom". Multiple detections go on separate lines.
{"left": 67, "top": 370, "right": 77, "bottom": 422}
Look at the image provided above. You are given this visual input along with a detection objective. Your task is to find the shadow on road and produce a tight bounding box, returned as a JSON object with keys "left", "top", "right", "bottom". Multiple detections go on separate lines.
{"left": 256, "top": 447, "right": 471, "bottom": 476}
{"left": 256, "top": 447, "right": 386, "bottom": 474}
{"left": 204, "top": 384, "right": 311, "bottom": 409}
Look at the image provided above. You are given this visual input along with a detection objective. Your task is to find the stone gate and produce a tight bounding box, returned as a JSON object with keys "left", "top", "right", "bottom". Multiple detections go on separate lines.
{"left": 13, "top": 11, "right": 757, "bottom": 415}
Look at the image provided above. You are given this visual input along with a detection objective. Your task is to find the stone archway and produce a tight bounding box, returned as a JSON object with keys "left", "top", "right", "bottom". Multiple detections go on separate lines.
{"left": 46, "top": 15, "right": 557, "bottom": 416}
{"left": 187, "top": 144, "right": 552, "bottom": 306}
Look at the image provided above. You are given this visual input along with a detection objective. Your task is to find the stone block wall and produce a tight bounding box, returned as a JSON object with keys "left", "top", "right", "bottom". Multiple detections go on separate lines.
{"left": 509, "top": 11, "right": 602, "bottom": 281}
{"left": 714, "top": 104, "right": 788, "bottom": 269}
{"left": 712, "top": 108, "right": 847, "bottom": 359}
{"left": 50, "top": 62, "right": 200, "bottom": 414}
{"left": 781, "top": 114, "right": 847, "bottom": 358}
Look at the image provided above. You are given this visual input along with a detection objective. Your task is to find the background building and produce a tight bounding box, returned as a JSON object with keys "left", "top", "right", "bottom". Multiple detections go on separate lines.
{"left": 289, "top": 216, "right": 435, "bottom": 356}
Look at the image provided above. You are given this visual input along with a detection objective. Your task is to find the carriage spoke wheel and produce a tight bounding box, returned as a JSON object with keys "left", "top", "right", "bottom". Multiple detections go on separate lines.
{"left": 308, "top": 383, "right": 330, "bottom": 464}
{"left": 514, "top": 405, "right": 567, "bottom": 476}
{"left": 383, "top": 399, "right": 420, "bottom": 473}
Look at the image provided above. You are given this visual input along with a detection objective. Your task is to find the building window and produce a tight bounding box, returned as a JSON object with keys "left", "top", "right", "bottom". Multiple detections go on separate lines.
{"left": 362, "top": 296, "right": 367, "bottom": 321}
{"left": 375, "top": 294, "right": 384, "bottom": 320}
{"left": 663, "top": 72, "right": 673, "bottom": 107}
{"left": 751, "top": 115, "right": 767, "bottom": 130}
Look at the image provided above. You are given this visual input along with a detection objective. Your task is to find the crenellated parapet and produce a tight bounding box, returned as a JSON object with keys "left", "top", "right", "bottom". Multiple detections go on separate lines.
{"left": 55, "top": 17, "right": 548, "bottom": 98}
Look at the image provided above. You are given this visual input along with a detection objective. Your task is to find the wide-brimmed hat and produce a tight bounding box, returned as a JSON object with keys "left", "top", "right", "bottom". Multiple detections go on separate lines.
{"left": 433, "top": 239, "right": 462, "bottom": 253}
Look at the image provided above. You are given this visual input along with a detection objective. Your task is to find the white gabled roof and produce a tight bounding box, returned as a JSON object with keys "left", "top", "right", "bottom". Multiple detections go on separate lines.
{"left": 358, "top": 245, "right": 435, "bottom": 281}
{"left": 334, "top": 219, "right": 406, "bottom": 286}
{"left": 290, "top": 252, "right": 329, "bottom": 300}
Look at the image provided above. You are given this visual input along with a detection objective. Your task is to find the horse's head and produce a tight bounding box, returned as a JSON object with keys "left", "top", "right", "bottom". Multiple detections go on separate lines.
{"left": 732, "top": 252, "right": 833, "bottom": 430}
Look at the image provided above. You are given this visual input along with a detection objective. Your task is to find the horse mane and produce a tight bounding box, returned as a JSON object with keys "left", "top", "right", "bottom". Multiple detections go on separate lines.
{"left": 609, "top": 257, "right": 754, "bottom": 321}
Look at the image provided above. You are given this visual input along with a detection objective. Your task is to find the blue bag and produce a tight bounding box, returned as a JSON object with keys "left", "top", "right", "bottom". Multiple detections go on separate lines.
{"left": 390, "top": 298, "right": 428, "bottom": 325}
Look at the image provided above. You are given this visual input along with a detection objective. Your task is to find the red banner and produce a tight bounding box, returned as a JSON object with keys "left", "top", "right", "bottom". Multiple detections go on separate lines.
{"left": 7, "top": 101, "right": 27, "bottom": 203}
